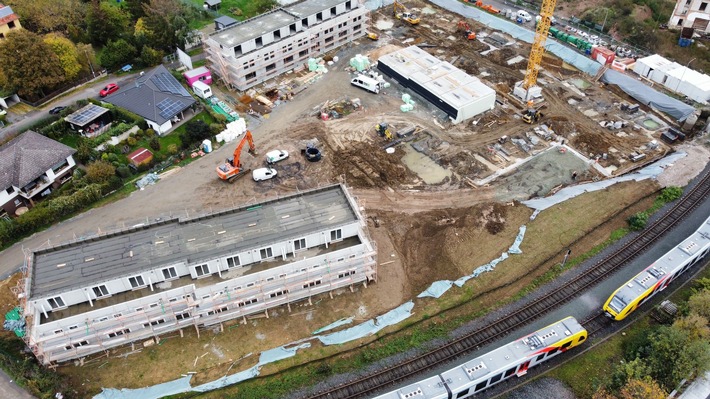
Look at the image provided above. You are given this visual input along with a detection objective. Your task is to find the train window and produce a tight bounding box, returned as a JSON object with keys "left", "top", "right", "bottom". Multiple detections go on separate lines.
{"left": 549, "top": 347, "right": 559, "bottom": 356}
{"left": 475, "top": 380, "right": 487, "bottom": 391}
{"left": 561, "top": 341, "right": 572, "bottom": 349}
{"left": 504, "top": 367, "right": 516, "bottom": 378}
{"left": 536, "top": 353, "right": 545, "bottom": 362}
{"left": 456, "top": 388, "right": 470, "bottom": 398}
{"left": 490, "top": 373, "right": 503, "bottom": 384}
{"left": 578, "top": 335, "right": 586, "bottom": 342}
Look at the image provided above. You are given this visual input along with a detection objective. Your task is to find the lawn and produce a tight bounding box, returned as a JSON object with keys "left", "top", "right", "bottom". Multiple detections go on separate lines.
{"left": 186, "top": 0, "right": 274, "bottom": 21}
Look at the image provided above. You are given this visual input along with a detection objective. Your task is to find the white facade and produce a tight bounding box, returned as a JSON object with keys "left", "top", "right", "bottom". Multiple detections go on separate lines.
{"left": 23, "top": 185, "right": 378, "bottom": 364}
{"left": 205, "top": 0, "right": 368, "bottom": 91}
{"left": 669, "top": 0, "right": 710, "bottom": 32}
{"left": 146, "top": 119, "right": 173, "bottom": 135}
{"left": 0, "top": 156, "right": 75, "bottom": 217}
{"left": 633, "top": 54, "right": 710, "bottom": 103}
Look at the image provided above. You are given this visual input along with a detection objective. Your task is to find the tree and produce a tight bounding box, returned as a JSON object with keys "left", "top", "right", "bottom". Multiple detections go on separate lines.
{"left": 6, "top": 0, "right": 87, "bottom": 38}
{"left": 140, "top": 46, "right": 163, "bottom": 67}
{"left": 142, "top": 0, "right": 191, "bottom": 51}
{"left": 610, "top": 358, "right": 653, "bottom": 390}
{"left": 124, "top": 0, "right": 151, "bottom": 20}
{"left": 0, "top": 30, "right": 66, "bottom": 99}
{"left": 76, "top": 43, "right": 98, "bottom": 77}
{"left": 627, "top": 212, "right": 648, "bottom": 231}
{"left": 688, "top": 289, "right": 710, "bottom": 319}
{"left": 44, "top": 34, "right": 83, "bottom": 81}
{"left": 619, "top": 378, "right": 666, "bottom": 399}
{"left": 672, "top": 314, "right": 710, "bottom": 340}
{"left": 646, "top": 326, "right": 710, "bottom": 389}
{"left": 86, "top": 161, "right": 117, "bottom": 184}
{"left": 180, "top": 120, "right": 211, "bottom": 149}
{"left": 87, "top": 0, "right": 130, "bottom": 46}
{"left": 99, "top": 39, "right": 138, "bottom": 70}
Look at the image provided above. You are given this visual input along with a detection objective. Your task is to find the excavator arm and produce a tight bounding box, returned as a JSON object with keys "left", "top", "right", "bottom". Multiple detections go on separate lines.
{"left": 216, "top": 130, "right": 257, "bottom": 183}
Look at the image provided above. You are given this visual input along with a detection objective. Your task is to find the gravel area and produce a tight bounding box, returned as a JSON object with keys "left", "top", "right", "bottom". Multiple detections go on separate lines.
{"left": 504, "top": 377, "right": 578, "bottom": 399}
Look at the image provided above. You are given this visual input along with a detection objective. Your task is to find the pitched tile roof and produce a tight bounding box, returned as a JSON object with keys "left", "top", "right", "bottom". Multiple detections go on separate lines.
{"left": 0, "top": 4, "right": 19, "bottom": 25}
{"left": 104, "top": 65, "right": 196, "bottom": 125}
{"left": 0, "top": 131, "right": 76, "bottom": 190}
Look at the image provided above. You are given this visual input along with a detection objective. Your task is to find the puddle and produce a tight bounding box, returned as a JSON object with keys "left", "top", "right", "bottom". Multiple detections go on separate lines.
{"left": 643, "top": 119, "right": 661, "bottom": 129}
{"left": 401, "top": 144, "right": 452, "bottom": 184}
{"left": 376, "top": 20, "right": 393, "bottom": 30}
{"left": 421, "top": 6, "right": 437, "bottom": 14}
{"left": 569, "top": 78, "right": 591, "bottom": 90}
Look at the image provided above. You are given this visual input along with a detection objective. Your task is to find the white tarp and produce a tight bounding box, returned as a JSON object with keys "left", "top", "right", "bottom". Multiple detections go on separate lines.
{"left": 417, "top": 280, "right": 454, "bottom": 298}
{"left": 315, "top": 302, "right": 415, "bottom": 345}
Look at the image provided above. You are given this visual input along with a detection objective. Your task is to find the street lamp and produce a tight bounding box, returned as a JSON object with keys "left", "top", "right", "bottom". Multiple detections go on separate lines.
{"left": 675, "top": 57, "right": 695, "bottom": 93}
{"left": 85, "top": 50, "right": 95, "bottom": 78}
{"left": 601, "top": 8, "right": 610, "bottom": 33}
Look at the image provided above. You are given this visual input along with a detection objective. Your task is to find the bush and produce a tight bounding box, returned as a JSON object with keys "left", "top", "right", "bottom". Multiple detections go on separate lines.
{"left": 76, "top": 141, "right": 98, "bottom": 164}
{"left": 628, "top": 212, "right": 649, "bottom": 231}
{"left": 167, "top": 143, "right": 178, "bottom": 155}
{"left": 180, "top": 120, "right": 211, "bottom": 149}
{"left": 39, "top": 120, "right": 69, "bottom": 140}
{"left": 127, "top": 137, "right": 137, "bottom": 146}
{"left": 145, "top": 128, "right": 155, "bottom": 137}
{"left": 658, "top": 186, "right": 683, "bottom": 204}
{"left": 210, "top": 123, "right": 224, "bottom": 136}
{"left": 86, "top": 160, "right": 116, "bottom": 184}
{"left": 116, "top": 165, "right": 131, "bottom": 178}
{"left": 149, "top": 136, "right": 161, "bottom": 151}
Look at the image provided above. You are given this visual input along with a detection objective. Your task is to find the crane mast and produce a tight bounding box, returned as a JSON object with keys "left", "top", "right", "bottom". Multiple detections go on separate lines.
{"left": 514, "top": 0, "right": 557, "bottom": 102}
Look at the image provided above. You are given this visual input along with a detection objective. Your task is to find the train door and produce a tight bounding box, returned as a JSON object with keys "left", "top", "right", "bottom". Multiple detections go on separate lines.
{"left": 516, "top": 360, "right": 531, "bottom": 376}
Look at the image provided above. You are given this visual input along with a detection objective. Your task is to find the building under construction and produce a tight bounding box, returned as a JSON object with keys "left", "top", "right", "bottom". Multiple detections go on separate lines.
{"left": 20, "top": 184, "right": 377, "bottom": 365}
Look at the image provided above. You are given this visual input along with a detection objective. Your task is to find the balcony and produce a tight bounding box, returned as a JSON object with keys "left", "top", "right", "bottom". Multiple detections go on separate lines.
{"left": 20, "top": 176, "right": 52, "bottom": 199}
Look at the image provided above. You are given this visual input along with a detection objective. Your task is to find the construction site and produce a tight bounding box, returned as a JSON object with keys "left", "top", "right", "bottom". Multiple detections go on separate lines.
{"left": 5, "top": 0, "right": 710, "bottom": 396}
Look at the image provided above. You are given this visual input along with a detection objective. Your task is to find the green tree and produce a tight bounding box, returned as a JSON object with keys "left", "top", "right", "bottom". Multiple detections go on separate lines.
{"left": 87, "top": 0, "right": 131, "bottom": 46}
{"left": 646, "top": 326, "right": 710, "bottom": 389}
{"left": 99, "top": 39, "right": 138, "bottom": 70}
{"left": 610, "top": 358, "right": 653, "bottom": 390}
{"left": 6, "top": 0, "right": 87, "bottom": 37}
{"left": 627, "top": 212, "right": 648, "bottom": 231}
{"left": 86, "top": 161, "right": 117, "bottom": 184}
{"left": 140, "top": 46, "right": 163, "bottom": 66}
{"left": 180, "top": 120, "right": 211, "bottom": 149}
{"left": 688, "top": 289, "right": 710, "bottom": 319}
{"left": 124, "top": 0, "right": 151, "bottom": 20}
{"left": 0, "top": 30, "right": 66, "bottom": 99}
{"left": 142, "top": 0, "right": 191, "bottom": 51}
{"left": 44, "top": 33, "right": 83, "bottom": 81}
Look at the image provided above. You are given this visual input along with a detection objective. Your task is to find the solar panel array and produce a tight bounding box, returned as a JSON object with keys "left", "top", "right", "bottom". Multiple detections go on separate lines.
{"left": 157, "top": 98, "right": 186, "bottom": 119}
{"left": 65, "top": 104, "right": 109, "bottom": 126}
{"left": 151, "top": 73, "right": 190, "bottom": 96}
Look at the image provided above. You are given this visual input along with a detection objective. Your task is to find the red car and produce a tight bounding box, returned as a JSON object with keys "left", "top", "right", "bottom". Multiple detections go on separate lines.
{"left": 100, "top": 83, "right": 119, "bottom": 97}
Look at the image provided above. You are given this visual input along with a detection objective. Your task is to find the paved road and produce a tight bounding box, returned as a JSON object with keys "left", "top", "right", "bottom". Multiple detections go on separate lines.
{"left": 0, "top": 368, "right": 35, "bottom": 399}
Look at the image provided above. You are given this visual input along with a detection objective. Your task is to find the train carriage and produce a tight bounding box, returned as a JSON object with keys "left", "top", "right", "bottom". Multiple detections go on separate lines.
{"left": 603, "top": 216, "right": 710, "bottom": 321}
{"left": 371, "top": 375, "right": 449, "bottom": 399}
{"left": 441, "top": 316, "right": 587, "bottom": 398}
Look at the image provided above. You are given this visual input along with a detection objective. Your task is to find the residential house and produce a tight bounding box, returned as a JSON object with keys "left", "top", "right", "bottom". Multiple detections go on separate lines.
{"left": 104, "top": 65, "right": 196, "bottom": 135}
{"left": 669, "top": 0, "right": 710, "bottom": 32}
{"left": 0, "top": 131, "right": 76, "bottom": 218}
{"left": 21, "top": 184, "right": 378, "bottom": 365}
{"left": 64, "top": 104, "right": 112, "bottom": 138}
{"left": 0, "top": 3, "right": 21, "bottom": 41}
{"left": 204, "top": 0, "right": 368, "bottom": 91}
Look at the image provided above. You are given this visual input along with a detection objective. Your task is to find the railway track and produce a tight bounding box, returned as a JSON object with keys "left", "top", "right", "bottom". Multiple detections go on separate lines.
{"left": 302, "top": 169, "right": 710, "bottom": 399}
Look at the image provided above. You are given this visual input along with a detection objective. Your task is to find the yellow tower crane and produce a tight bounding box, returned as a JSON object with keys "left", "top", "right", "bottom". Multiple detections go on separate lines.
{"left": 513, "top": 0, "right": 557, "bottom": 102}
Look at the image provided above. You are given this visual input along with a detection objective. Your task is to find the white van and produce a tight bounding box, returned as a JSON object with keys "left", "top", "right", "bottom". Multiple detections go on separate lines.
{"left": 517, "top": 10, "right": 532, "bottom": 22}
{"left": 192, "top": 80, "right": 213, "bottom": 99}
{"left": 350, "top": 74, "right": 380, "bottom": 94}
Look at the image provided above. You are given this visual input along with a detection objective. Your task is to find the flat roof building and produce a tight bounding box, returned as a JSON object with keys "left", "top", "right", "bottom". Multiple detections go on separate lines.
{"left": 205, "top": 0, "right": 368, "bottom": 91}
{"left": 377, "top": 46, "right": 497, "bottom": 124}
{"left": 22, "top": 184, "right": 377, "bottom": 364}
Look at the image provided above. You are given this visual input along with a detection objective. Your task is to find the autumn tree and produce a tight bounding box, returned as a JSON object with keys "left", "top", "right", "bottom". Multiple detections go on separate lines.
{"left": 77, "top": 43, "right": 98, "bottom": 77}
{"left": 619, "top": 378, "right": 666, "bottom": 399}
{"left": 124, "top": 0, "right": 151, "bottom": 20}
{"left": 610, "top": 358, "right": 653, "bottom": 390}
{"left": 44, "top": 34, "right": 84, "bottom": 81}
{"left": 0, "top": 30, "right": 66, "bottom": 99}
{"left": 140, "top": 46, "right": 163, "bottom": 67}
{"left": 86, "top": 161, "right": 117, "bottom": 184}
{"left": 99, "top": 39, "right": 138, "bottom": 70}
{"left": 142, "top": 0, "right": 191, "bottom": 52}
{"left": 87, "top": 0, "right": 131, "bottom": 47}
{"left": 688, "top": 288, "right": 710, "bottom": 319}
{"left": 645, "top": 326, "right": 710, "bottom": 389}
{"left": 673, "top": 314, "right": 710, "bottom": 340}
{"left": 6, "top": 0, "right": 87, "bottom": 39}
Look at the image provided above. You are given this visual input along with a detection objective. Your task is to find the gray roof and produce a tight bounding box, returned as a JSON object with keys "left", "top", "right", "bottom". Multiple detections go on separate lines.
{"left": 0, "top": 131, "right": 76, "bottom": 191}
{"left": 30, "top": 184, "right": 360, "bottom": 299}
{"left": 209, "top": 0, "right": 351, "bottom": 47}
{"left": 64, "top": 104, "right": 110, "bottom": 127}
{"left": 204, "top": 0, "right": 221, "bottom": 5}
{"left": 215, "top": 15, "right": 238, "bottom": 27}
{"left": 104, "top": 65, "right": 196, "bottom": 125}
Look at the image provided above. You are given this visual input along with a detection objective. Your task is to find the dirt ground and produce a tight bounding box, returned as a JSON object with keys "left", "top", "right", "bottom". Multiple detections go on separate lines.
{"left": 0, "top": 0, "right": 707, "bottom": 396}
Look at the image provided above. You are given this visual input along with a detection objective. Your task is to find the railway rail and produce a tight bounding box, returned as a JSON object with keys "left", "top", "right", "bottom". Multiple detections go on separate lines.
{"left": 302, "top": 168, "right": 710, "bottom": 399}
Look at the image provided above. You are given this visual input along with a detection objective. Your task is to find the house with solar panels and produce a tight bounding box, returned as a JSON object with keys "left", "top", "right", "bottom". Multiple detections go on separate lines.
{"left": 20, "top": 184, "right": 378, "bottom": 365}
{"left": 204, "top": 0, "right": 368, "bottom": 91}
{"left": 64, "top": 104, "right": 112, "bottom": 138}
{"left": 0, "top": 131, "right": 76, "bottom": 218}
{"left": 103, "top": 65, "right": 196, "bottom": 135}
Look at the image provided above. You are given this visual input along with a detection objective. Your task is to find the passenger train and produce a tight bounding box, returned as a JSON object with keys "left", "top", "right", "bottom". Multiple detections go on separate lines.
{"left": 372, "top": 317, "right": 587, "bottom": 399}
{"left": 603, "top": 215, "right": 710, "bottom": 321}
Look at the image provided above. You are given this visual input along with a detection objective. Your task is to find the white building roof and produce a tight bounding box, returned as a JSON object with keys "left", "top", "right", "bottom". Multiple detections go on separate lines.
{"left": 668, "top": 66, "right": 710, "bottom": 90}
{"left": 637, "top": 54, "right": 682, "bottom": 73}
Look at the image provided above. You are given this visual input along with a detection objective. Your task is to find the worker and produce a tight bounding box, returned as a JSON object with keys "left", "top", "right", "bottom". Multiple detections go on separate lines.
{"left": 571, "top": 171, "right": 578, "bottom": 181}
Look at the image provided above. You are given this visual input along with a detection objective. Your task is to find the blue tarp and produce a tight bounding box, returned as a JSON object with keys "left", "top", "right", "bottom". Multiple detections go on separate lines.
{"left": 191, "top": 366, "right": 259, "bottom": 393}
{"left": 523, "top": 152, "right": 687, "bottom": 211}
{"left": 601, "top": 69, "right": 695, "bottom": 121}
{"left": 454, "top": 252, "right": 509, "bottom": 287}
{"left": 315, "top": 301, "right": 415, "bottom": 345}
{"left": 93, "top": 375, "right": 193, "bottom": 399}
{"left": 313, "top": 317, "right": 354, "bottom": 334}
{"left": 417, "top": 280, "right": 454, "bottom": 298}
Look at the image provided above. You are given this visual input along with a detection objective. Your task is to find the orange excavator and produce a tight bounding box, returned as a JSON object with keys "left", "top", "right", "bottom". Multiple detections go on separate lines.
{"left": 457, "top": 20, "right": 476, "bottom": 40}
{"left": 216, "top": 130, "right": 256, "bottom": 183}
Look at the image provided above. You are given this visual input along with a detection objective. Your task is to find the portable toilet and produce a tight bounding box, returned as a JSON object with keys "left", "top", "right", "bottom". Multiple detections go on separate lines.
{"left": 192, "top": 81, "right": 213, "bottom": 99}
{"left": 202, "top": 139, "right": 212, "bottom": 153}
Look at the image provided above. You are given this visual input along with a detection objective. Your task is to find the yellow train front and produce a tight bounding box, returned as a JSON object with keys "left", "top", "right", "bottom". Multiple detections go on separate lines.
{"left": 604, "top": 215, "right": 710, "bottom": 321}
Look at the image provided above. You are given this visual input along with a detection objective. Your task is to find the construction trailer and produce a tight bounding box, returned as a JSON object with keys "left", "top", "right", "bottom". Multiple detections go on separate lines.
{"left": 377, "top": 46, "right": 496, "bottom": 124}
{"left": 19, "top": 184, "right": 377, "bottom": 365}
{"left": 204, "top": 0, "right": 369, "bottom": 91}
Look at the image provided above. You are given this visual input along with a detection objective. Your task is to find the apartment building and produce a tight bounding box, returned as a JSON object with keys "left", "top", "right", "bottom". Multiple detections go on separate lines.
{"left": 204, "top": 0, "right": 368, "bottom": 91}
{"left": 669, "top": 0, "right": 710, "bottom": 32}
{"left": 21, "top": 184, "right": 378, "bottom": 365}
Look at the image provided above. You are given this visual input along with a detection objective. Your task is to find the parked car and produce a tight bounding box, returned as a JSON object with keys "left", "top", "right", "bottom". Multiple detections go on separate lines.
{"left": 49, "top": 106, "right": 67, "bottom": 115}
{"left": 265, "top": 150, "right": 289, "bottom": 164}
{"left": 253, "top": 168, "right": 277, "bottom": 181}
{"left": 100, "top": 83, "right": 119, "bottom": 97}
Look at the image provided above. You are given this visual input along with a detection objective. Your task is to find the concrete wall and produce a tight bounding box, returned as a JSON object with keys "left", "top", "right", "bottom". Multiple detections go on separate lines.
{"left": 669, "top": 0, "right": 710, "bottom": 32}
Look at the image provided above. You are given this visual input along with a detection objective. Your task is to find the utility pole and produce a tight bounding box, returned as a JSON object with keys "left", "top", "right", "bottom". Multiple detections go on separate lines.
{"left": 561, "top": 248, "right": 572, "bottom": 268}
{"left": 85, "top": 50, "right": 95, "bottom": 78}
